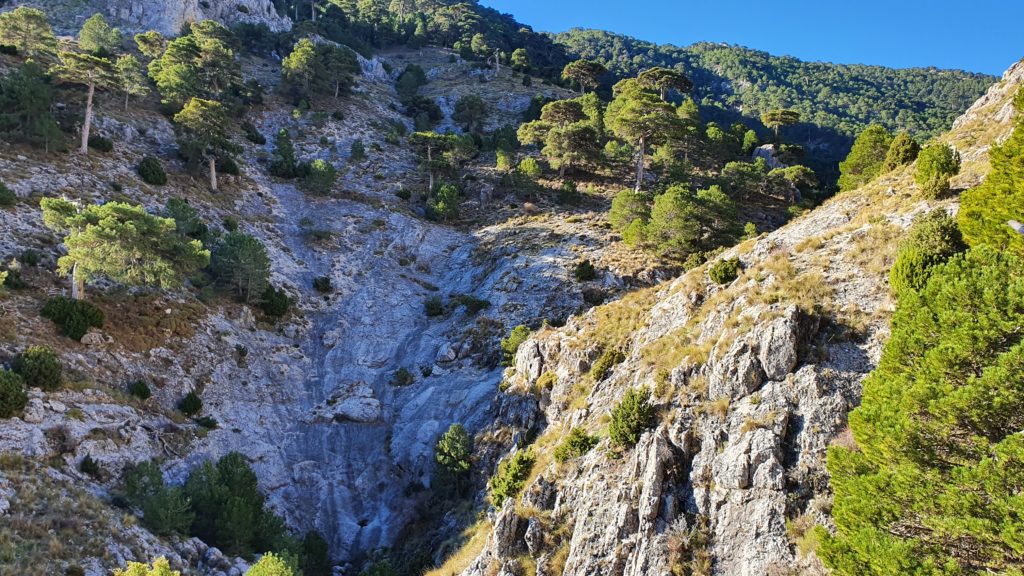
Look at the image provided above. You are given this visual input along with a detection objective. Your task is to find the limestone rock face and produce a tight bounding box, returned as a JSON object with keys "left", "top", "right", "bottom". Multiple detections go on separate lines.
{"left": 21, "top": 0, "right": 290, "bottom": 35}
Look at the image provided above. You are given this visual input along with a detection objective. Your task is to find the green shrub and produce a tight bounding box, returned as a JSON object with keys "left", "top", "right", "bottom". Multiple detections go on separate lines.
{"left": 211, "top": 232, "right": 271, "bottom": 303}
{"left": 303, "top": 159, "right": 337, "bottom": 195}
{"left": 424, "top": 296, "right": 444, "bottom": 317}
{"left": 216, "top": 156, "right": 240, "bottom": 176}
{"left": 889, "top": 210, "right": 967, "bottom": 297}
{"left": 350, "top": 139, "right": 366, "bottom": 162}
{"left": 496, "top": 148, "right": 514, "bottom": 172}
{"left": 195, "top": 416, "right": 218, "bottom": 429}
{"left": 20, "top": 249, "right": 40, "bottom": 266}
{"left": 428, "top": 184, "right": 460, "bottom": 221}
{"left": 488, "top": 449, "right": 535, "bottom": 507}
{"left": 915, "top": 143, "right": 961, "bottom": 199}
{"left": 313, "top": 276, "right": 333, "bottom": 294}
{"left": 518, "top": 157, "right": 542, "bottom": 179}
{"left": 535, "top": 371, "right": 557, "bottom": 393}
{"left": 435, "top": 423, "right": 474, "bottom": 495}
{"left": 883, "top": 132, "right": 920, "bottom": 172}
{"left": 391, "top": 368, "right": 414, "bottom": 387}
{"left": 708, "top": 258, "right": 740, "bottom": 285}
{"left": 574, "top": 259, "right": 597, "bottom": 282}
{"left": 395, "top": 188, "right": 411, "bottom": 201}
{"left": 128, "top": 379, "right": 152, "bottom": 400}
{"left": 557, "top": 180, "right": 580, "bottom": 205}
{"left": 79, "top": 454, "right": 102, "bottom": 479}
{"left": 260, "top": 285, "right": 291, "bottom": 318}
{"left": 242, "top": 121, "right": 266, "bottom": 144}
{"left": 0, "top": 182, "right": 16, "bottom": 207}
{"left": 87, "top": 135, "right": 113, "bottom": 152}
{"left": 554, "top": 427, "right": 599, "bottom": 462}
{"left": 178, "top": 392, "right": 202, "bottom": 416}
{"left": 455, "top": 294, "right": 491, "bottom": 314}
{"left": 609, "top": 388, "right": 657, "bottom": 448}
{"left": 12, "top": 346, "right": 62, "bottom": 391}
{"left": 41, "top": 296, "right": 104, "bottom": 341}
{"left": 590, "top": 348, "right": 625, "bottom": 381}
{"left": 500, "top": 325, "right": 531, "bottom": 367}
{"left": 0, "top": 370, "right": 27, "bottom": 418}
{"left": 138, "top": 156, "right": 168, "bottom": 185}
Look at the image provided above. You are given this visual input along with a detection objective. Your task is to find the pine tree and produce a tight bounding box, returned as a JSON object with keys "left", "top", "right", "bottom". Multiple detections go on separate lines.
{"left": 173, "top": 98, "right": 240, "bottom": 191}
{"left": 606, "top": 78, "right": 684, "bottom": 191}
{"left": 435, "top": 423, "right": 473, "bottom": 494}
{"left": 0, "top": 7, "right": 57, "bottom": 59}
{"left": 914, "top": 143, "right": 960, "bottom": 199}
{"left": 837, "top": 124, "right": 893, "bottom": 191}
{"left": 0, "top": 61, "right": 62, "bottom": 152}
{"left": 636, "top": 67, "right": 692, "bottom": 101}
{"left": 40, "top": 198, "right": 210, "bottom": 300}
{"left": 510, "top": 48, "right": 530, "bottom": 72}
{"left": 561, "top": 59, "right": 607, "bottom": 94}
{"left": 882, "top": 131, "right": 920, "bottom": 172}
{"left": 282, "top": 38, "right": 320, "bottom": 98}
{"left": 134, "top": 31, "right": 167, "bottom": 60}
{"left": 760, "top": 109, "right": 800, "bottom": 141}
{"left": 52, "top": 51, "right": 118, "bottom": 155}
{"left": 452, "top": 94, "right": 488, "bottom": 134}
{"left": 211, "top": 232, "right": 271, "bottom": 303}
{"left": 115, "top": 55, "right": 149, "bottom": 111}
{"left": 114, "top": 557, "right": 182, "bottom": 576}
{"left": 78, "top": 13, "right": 122, "bottom": 55}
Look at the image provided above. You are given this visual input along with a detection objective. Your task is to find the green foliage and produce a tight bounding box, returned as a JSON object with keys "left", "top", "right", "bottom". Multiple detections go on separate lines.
{"left": 510, "top": 48, "right": 530, "bottom": 72}
{"left": 242, "top": 122, "right": 266, "bottom": 145}
{"left": 0, "top": 7, "right": 57, "bottom": 58}
{"left": 269, "top": 129, "right": 299, "bottom": 178}
{"left": 590, "top": 348, "right": 625, "bottom": 381}
{"left": 959, "top": 91, "right": 1024, "bottom": 256}
{"left": 889, "top": 210, "right": 966, "bottom": 297}
{"left": 148, "top": 21, "right": 242, "bottom": 109}
{"left": 178, "top": 392, "right": 203, "bottom": 416}
{"left": 41, "top": 198, "right": 210, "bottom": 299}
{"left": 821, "top": 247, "right": 1024, "bottom": 574}
{"left": 246, "top": 553, "right": 297, "bottom": 576}
{"left": 609, "top": 388, "right": 657, "bottom": 449}
{"left": 138, "top": 156, "right": 168, "bottom": 185}
{"left": 299, "top": 531, "right": 332, "bottom": 576}
{"left": 173, "top": 98, "right": 240, "bottom": 188}
{"left": 435, "top": 423, "right": 474, "bottom": 495}
{"left": 574, "top": 260, "right": 597, "bottom": 282}
{"left": 211, "top": 232, "right": 271, "bottom": 303}
{"left": 496, "top": 148, "right": 514, "bottom": 172}
{"left": 760, "top": 109, "right": 800, "bottom": 139}
{"left": 554, "top": 428, "right": 599, "bottom": 462}
{"left": 128, "top": 380, "right": 152, "bottom": 400}
{"left": 423, "top": 296, "right": 444, "bottom": 317}
{"left": 453, "top": 94, "right": 488, "bottom": 134}
{"left": 313, "top": 276, "right": 333, "bottom": 294}
{"left": 455, "top": 294, "right": 491, "bottom": 314}
{"left": 518, "top": 157, "right": 542, "bottom": 179}
{"left": 562, "top": 59, "right": 607, "bottom": 93}
{"left": 488, "top": 449, "right": 535, "bottom": 507}
{"left": 708, "top": 258, "right": 740, "bottom": 285}
{"left": 12, "top": 346, "right": 62, "bottom": 391}
{"left": 500, "top": 325, "right": 531, "bottom": 367}
{"left": 0, "top": 182, "right": 15, "bottom": 207}
{"left": 914, "top": 143, "right": 961, "bottom": 198}
{"left": 260, "top": 286, "right": 291, "bottom": 318}
{"left": 350, "top": 139, "right": 367, "bottom": 162}
{"left": 79, "top": 454, "right": 102, "bottom": 479}
{"left": 0, "top": 370, "right": 27, "bottom": 419}
{"left": 609, "top": 190, "right": 651, "bottom": 231}
{"left": 87, "top": 135, "right": 114, "bottom": 153}
{"left": 303, "top": 159, "right": 337, "bottom": 195}
{"left": 606, "top": 78, "right": 683, "bottom": 191}
{"left": 163, "top": 198, "right": 208, "bottom": 241}
{"left": 0, "top": 61, "right": 63, "bottom": 151}
{"left": 40, "top": 296, "right": 104, "bottom": 341}
{"left": 395, "top": 64, "right": 427, "bottom": 100}
{"left": 838, "top": 125, "right": 893, "bottom": 191}
{"left": 882, "top": 132, "right": 920, "bottom": 172}
{"left": 78, "top": 13, "right": 121, "bottom": 55}
{"left": 391, "top": 368, "right": 415, "bottom": 387}
{"left": 114, "top": 557, "right": 181, "bottom": 576}
{"left": 134, "top": 31, "right": 167, "bottom": 60}
{"left": 428, "top": 184, "right": 460, "bottom": 221}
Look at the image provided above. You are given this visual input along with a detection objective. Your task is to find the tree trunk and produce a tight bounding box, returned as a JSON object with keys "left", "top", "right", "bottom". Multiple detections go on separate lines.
{"left": 334, "top": 79, "right": 340, "bottom": 99}
{"left": 79, "top": 80, "right": 95, "bottom": 155}
{"left": 209, "top": 157, "right": 218, "bottom": 191}
{"left": 71, "top": 263, "right": 85, "bottom": 301}
{"left": 634, "top": 135, "right": 646, "bottom": 192}
{"left": 124, "top": 90, "right": 130, "bottom": 112}
{"left": 311, "top": 0, "right": 316, "bottom": 21}
{"left": 427, "top": 145, "right": 434, "bottom": 192}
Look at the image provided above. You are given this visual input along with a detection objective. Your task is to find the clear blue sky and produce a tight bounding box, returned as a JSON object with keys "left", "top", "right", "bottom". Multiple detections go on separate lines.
{"left": 479, "top": 0, "right": 1021, "bottom": 76}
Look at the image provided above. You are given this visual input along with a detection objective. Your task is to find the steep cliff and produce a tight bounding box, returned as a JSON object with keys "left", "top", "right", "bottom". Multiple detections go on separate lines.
{"left": 448, "top": 60, "right": 1024, "bottom": 576}
{"left": 14, "top": 0, "right": 290, "bottom": 35}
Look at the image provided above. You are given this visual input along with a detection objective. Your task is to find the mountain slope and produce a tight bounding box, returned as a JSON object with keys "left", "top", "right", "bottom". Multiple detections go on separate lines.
{"left": 442, "top": 58, "right": 1024, "bottom": 576}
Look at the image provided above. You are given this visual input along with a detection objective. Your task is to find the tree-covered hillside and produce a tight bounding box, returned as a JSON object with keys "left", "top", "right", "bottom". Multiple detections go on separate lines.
{"left": 552, "top": 29, "right": 995, "bottom": 163}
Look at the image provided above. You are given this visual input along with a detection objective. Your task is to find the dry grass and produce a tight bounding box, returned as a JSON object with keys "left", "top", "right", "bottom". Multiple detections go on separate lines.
{"left": 424, "top": 518, "right": 494, "bottom": 576}
{"left": 739, "top": 411, "right": 780, "bottom": 435}
{"left": 95, "top": 292, "right": 207, "bottom": 353}
{"left": 573, "top": 284, "right": 659, "bottom": 351}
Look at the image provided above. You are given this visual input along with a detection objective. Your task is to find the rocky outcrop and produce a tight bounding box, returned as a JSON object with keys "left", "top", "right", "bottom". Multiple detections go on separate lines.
{"left": 19, "top": 0, "right": 290, "bottom": 35}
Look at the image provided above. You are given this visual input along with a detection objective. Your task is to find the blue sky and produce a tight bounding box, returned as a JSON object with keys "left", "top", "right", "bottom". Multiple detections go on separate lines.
{"left": 479, "top": 0, "right": 1021, "bottom": 75}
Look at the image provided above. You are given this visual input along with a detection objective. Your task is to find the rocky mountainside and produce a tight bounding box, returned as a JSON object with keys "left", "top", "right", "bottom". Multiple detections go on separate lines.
{"left": 14, "top": 0, "right": 290, "bottom": 35}
{"left": 443, "top": 60, "right": 1024, "bottom": 576}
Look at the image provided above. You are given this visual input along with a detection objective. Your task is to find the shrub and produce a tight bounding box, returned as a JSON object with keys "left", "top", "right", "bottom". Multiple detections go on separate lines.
{"left": 260, "top": 285, "right": 291, "bottom": 318}
{"left": 489, "top": 449, "right": 535, "bottom": 507}
{"left": 88, "top": 135, "right": 113, "bottom": 152}
{"left": 518, "top": 157, "right": 542, "bottom": 179}
{"left": 211, "top": 232, "right": 271, "bottom": 303}
{"left": 455, "top": 294, "right": 491, "bottom": 314}
{"left": 554, "top": 427, "right": 598, "bottom": 462}
{"left": 395, "top": 188, "right": 411, "bottom": 201}
{"left": 557, "top": 180, "right": 580, "bottom": 205}
{"left": 138, "top": 156, "right": 168, "bottom": 185}
{"left": 20, "top": 249, "right": 40, "bottom": 266}
{"left": 496, "top": 148, "right": 514, "bottom": 172}
{"left": 178, "top": 392, "right": 202, "bottom": 416}
{"left": 424, "top": 296, "right": 444, "bottom": 317}
{"left": 128, "top": 379, "right": 152, "bottom": 400}
{"left": 915, "top": 143, "right": 961, "bottom": 199}
{"left": 428, "top": 184, "right": 460, "bottom": 221}
{"left": 435, "top": 423, "right": 473, "bottom": 495}
{"left": 889, "top": 210, "right": 966, "bottom": 297}
{"left": 41, "top": 296, "right": 104, "bottom": 341}
{"left": 216, "top": 156, "right": 240, "bottom": 176}
{"left": 0, "top": 370, "right": 27, "bottom": 418}
{"left": 313, "top": 276, "right": 333, "bottom": 294}
{"left": 708, "top": 258, "right": 740, "bottom": 285}
{"left": 12, "top": 346, "right": 62, "bottom": 391}
{"left": 79, "top": 454, "right": 102, "bottom": 478}
{"left": 609, "top": 388, "right": 657, "bottom": 448}
{"left": 350, "top": 139, "right": 366, "bottom": 162}
{"left": 302, "top": 159, "right": 337, "bottom": 195}
{"left": 500, "top": 325, "right": 531, "bottom": 366}
{"left": 590, "top": 348, "right": 625, "bottom": 381}
{"left": 195, "top": 416, "right": 218, "bottom": 429}
{"left": 574, "top": 259, "right": 597, "bottom": 282}
{"left": 883, "top": 132, "right": 920, "bottom": 172}
{"left": 242, "top": 121, "right": 266, "bottom": 144}
{"left": 0, "top": 182, "right": 15, "bottom": 207}
{"left": 391, "top": 368, "right": 414, "bottom": 387}
{"left": 535, "top": 371, "right": 557, "bottom": 392}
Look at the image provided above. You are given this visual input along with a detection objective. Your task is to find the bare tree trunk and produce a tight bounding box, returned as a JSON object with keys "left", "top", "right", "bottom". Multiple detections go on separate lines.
{"left": 71, "top": 263, "right": 85, "bottom": 300}
{"left": 209, "top": 157, "right": 218, "bottom": 191}
{"left": 634, "top": 135, "right": 646, "bottom": 192}
{"left": 311, "top": 0, "right": 316, "bottom": 21}
{"left": 334, "top": 80, "right": 340, "bottom": 99}
{"left": 124, "top": 91, "right": 130, "bottom": 112}
{"left": 427, "top": 145, "right": 434, "bottom": 192}
{"left": 79, "top": 81, "right": 95, "bottom": 155}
